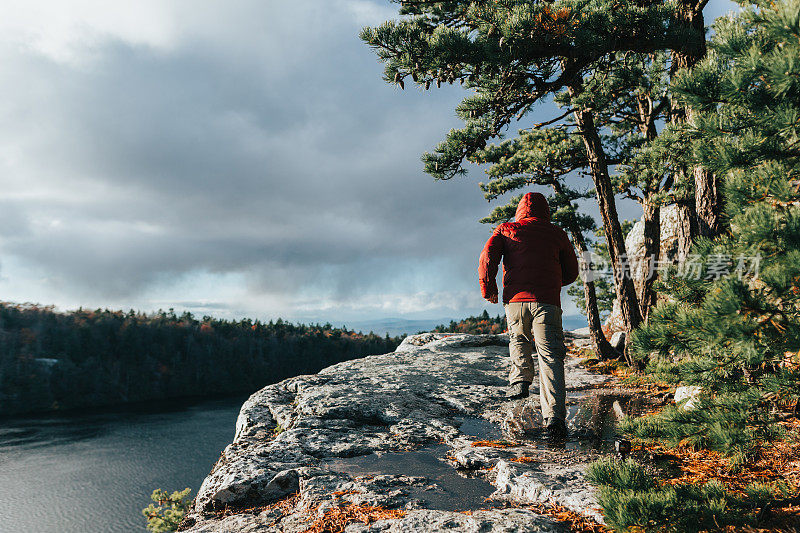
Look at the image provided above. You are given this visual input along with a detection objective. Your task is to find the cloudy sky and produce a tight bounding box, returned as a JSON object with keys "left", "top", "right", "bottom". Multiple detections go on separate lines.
{"left": 0, "top": 0, "right": 738, "bottom": 327}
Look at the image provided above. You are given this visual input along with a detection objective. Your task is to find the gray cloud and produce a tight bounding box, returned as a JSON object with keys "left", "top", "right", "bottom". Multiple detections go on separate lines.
{"left": 0, "top": 0, "right": 740, "bottom": 320}
{"left": 0, "top": 0, "right": 494, "bottom": 316}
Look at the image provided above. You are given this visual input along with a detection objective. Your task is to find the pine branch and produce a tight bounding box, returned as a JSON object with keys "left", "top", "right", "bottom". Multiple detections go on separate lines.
{"left": 525, "top": 107, "right": 577, "bottom": 130}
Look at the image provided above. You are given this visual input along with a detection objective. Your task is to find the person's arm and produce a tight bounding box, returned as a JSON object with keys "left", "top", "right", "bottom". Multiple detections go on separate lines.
{"left": 478, "top": 227, "right": 504, "bottom": 303}
{"left": 559, "top": 233, "right": 579, "bottom": 286}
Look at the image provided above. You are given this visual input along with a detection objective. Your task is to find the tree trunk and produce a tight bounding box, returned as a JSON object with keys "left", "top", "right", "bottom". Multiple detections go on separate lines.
{"left": 671, "top": 0, "right": 722, "bottom": 245}
{"left": 571, "top": 102, "right": 643, "bottom": 366}
{"left": 693, "top": 162, "right": 722, "bottom": 238}
{"left": 583, "top": 279, "right": 617, "bottom": 359}
{"left": 638, "top": 201, "right": 660, "bottom": 321}
{"left": 632, "top": 91, "right": 662, "bottom": 322}
{"left": 552, "top": 182, "right": 618, "bottom": 360}
{"left": 675, "top": 201, "right": 695, "bottom": 262}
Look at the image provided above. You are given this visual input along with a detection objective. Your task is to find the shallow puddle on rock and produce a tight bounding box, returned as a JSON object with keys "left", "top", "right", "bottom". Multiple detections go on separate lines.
{"left": 451, "top": 392, "right": 653, "bottom": 457}
{"left": 456, "top": 416, "right": 504, "bottom": 441}
{"left": 566, "top": 391, "right": 588, "bottom": 425}
{"left": 325, "top": 445, "right": 495, "bottom": 511}
{"left": 501, "top": 389, "right": 649, "bottom": 454}
{"left": 568, "top": 391, "right": 654, "bottom": 451}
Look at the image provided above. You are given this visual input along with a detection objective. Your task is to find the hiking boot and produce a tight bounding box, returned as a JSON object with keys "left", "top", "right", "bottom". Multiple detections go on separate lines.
{"left": 544, "top": 417, "right": 567, "bottom": 442}
{"left": 505, "top": 381, "right": 530, "bottom": 399}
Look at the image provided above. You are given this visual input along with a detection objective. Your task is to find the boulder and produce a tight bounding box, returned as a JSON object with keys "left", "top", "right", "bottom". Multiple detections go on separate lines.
{"left": 675, "top": 385, "right": 703, "bottom": 410}
{"left": 609, "top": 331, "right": 626, "bottom": 351}
{"left": 198, "top": 469, "right": 299, "bottom": 512}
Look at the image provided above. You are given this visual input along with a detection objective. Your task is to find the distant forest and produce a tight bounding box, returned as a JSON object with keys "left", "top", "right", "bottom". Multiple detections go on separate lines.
{"left": 0, "top": 302, "right": 401, "bottom": 416}
{"left": 432, "top": 310, "right": 506, "bottom": 335}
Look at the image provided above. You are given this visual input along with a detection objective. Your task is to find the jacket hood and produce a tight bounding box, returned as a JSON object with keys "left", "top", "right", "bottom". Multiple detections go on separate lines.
{"left": 515, "top": 192, "right": 550, "bottom": 222}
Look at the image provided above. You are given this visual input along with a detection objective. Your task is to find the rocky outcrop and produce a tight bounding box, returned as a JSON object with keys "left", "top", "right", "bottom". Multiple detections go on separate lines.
{"left": 674, "top": 385, "right": 703, "bottom": 410}
{"left": 625, "top": 204, "right": 681, "bottom": 283}
{"left": 181, "top": 332, "right": 615, "bottom": 532}
{"left": 605, "top": 205, "right": 682, "bottom": 330}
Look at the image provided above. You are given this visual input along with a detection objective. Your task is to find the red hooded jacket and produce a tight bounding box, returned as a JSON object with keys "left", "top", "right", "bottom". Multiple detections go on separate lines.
{"left": 478, "top": 192, "right": 579, "bottom": 306}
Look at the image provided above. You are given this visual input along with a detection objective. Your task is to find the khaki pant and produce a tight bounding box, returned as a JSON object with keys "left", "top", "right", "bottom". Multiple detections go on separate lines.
{"left": 504, "top": 301, "right": 566, "bottom": 421}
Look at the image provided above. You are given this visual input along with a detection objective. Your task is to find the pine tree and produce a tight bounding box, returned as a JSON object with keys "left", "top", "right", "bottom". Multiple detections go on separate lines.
{"left": 671, "top": 0, "right": 725, "bottom": 249}
{"left": 578, "top": 51, "right": 675, "bottom": 319}
{"left": 360, "top": 0, "right": 720, "bottom": 362}
{"left": 142, "top": 488, "right": 191, "bottom": 532}
{"left": 588, "top": 2, "right": 800, "bottom": 529}
{"left": 628, "top": 0, "right": 800, "bottom": 465}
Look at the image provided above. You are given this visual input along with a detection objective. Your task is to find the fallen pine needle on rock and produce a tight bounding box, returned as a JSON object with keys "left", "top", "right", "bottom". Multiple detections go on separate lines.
{"left": 471, "top": 440, "right": 519, "bottom": 448}
{"left": 509, "top": 456, "right": 538, "bottom": 463}
{"left": 301, "top": 504, "right": 406, "bottom": 533}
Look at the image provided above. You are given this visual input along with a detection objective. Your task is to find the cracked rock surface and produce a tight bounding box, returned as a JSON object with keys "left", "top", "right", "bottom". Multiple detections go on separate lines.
{"left": 182, "top": 332, "right": 612, "bottom": 532}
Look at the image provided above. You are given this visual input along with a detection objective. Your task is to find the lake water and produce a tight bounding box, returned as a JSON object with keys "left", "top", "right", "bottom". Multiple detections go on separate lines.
{"left": 0, "top": 324, "right": 595, "bottom": 533}
{"left": 0, "top": 395, "right": 247, "bottom": 533}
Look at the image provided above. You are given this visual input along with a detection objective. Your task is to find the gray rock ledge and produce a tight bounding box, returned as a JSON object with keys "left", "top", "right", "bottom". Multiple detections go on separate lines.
{"left": 182, "top": 332, "right": 611, "bottom": 532}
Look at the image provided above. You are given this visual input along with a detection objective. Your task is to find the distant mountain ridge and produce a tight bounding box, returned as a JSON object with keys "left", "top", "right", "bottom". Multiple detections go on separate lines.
{"left": 342, "top": 314, "right": 588, "bottom": 337}
{"left": 339, "top": 318, "right": 455, "bottom": 337}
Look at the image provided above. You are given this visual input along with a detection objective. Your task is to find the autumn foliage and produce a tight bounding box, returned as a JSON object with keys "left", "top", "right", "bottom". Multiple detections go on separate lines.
{"left": 432, "top": 310, "right": 506, "bottom": 335}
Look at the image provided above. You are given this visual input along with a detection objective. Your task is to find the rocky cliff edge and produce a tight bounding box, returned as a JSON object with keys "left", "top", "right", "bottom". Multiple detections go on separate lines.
{"left": 180, "top": 332, "right": 621, "bottom": 532}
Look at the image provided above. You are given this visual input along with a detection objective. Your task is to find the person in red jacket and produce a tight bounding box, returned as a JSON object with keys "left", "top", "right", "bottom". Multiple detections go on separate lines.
{"left": 478, "top": 192, "right": 579, "bottom": 441}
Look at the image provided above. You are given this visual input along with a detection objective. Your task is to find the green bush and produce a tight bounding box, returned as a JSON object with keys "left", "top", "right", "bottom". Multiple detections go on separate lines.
{"left": 142, "top": 488, "right": 192, "bottom": 533}
{"left": 586, "top": 458, "right": 790, "bottom": 532}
